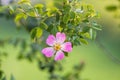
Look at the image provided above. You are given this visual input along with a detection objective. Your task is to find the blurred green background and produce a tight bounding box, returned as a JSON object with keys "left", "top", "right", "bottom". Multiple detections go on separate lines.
{"left": 0, "top": 0, "right": 120, "bottom": 80}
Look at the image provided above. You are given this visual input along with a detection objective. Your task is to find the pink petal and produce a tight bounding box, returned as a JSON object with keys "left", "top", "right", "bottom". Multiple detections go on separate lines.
{"left": 61, "top": 42, "right": 72, "bottom": 52}
{"left": 42, "top": 47, "right": 55, "bottom": 57}
{"left": 56, "top": 32, "right": 66, "bottom": 44}
{"left": 55, "top": 50, "right": 64, "bottom": 61}
{"left": 46, "top": 35, "right": 56, "bottom": 46}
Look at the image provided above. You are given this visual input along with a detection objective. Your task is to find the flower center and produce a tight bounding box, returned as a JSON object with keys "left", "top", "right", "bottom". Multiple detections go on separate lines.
{"left": 54, "top": 43, "right": 61, "bottom": 51}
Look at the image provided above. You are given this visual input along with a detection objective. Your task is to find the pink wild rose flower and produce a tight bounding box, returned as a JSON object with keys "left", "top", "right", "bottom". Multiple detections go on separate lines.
{"left": 41, "top": 32, "right": 72, "bottom": 61}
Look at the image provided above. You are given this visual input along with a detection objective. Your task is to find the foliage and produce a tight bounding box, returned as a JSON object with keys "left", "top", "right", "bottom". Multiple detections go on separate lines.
{"left": 9, "top": 0, "right": 101, "bottom": 44}
{"left": 0, "top": 0, "right": 102, "bottom": 80}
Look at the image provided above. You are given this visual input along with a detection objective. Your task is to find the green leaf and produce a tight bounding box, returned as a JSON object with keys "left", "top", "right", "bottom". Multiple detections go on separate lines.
{"left": 64, "top": 5, "right": 71, "bottom": 13}
{"left": 70, "top": 11, "right": 76, "bottom": 19}
{"left": 46, "top": 7, "right": 58, "bottom": 17}
{"left": 58, "top": 26, "right": 63, "bottom": 32}
{"left": 30, "top": 27, "right": 43, "bottom": 40}
{"left": 91, "top": 22, "right": 102, "bottom": 30}
{"left": 8, "top": 6, "right": 15, "bottom": 14}
{"left": 87, "top": 4, "right": 94, "bottom": 10}
{"left": 80, "top": 38, "right": 88, "bottom": 45}
{"left": 27, "top": 11, "right": 37, "bottom": 17}
{"left": 63, "top": 14, "right": 70, "bottom": 23}
{"left": 31, "top": 29, "right": 36, "bottom": 40}
{"left": 56, "top": 12, "right": 60, "bottom": 22}
{"left": 74, "top": 39, "right": 81, "bottom": 46}
{"left": 18, "top": 0, "right": 30, "bottom": 5}
{"left": 51, "top": 26, "right": 58, "bottom": 35}
{"left": 47, "top": 24, "right": 54, "bottom": 32}
{"left": 82, "top": 26, "right": 90, "bottom": 32}
{"left": 40, "top": 22, "right": 48, "bottom": 30}
{"left": 64, "top": 52, "right": 68, "bottom": 57}
{"left": 34, "top": 4, "right": 44, "bottom": 9}
{"left": 94, "top": 12, "right": 101, "bottom": 18}
{"left": 83, "top": 32, "right": 91, "bottom": 39}
{"left": 34, "top": 4, "right": 44, "bottom": 14}
{"left": 89, "top": 28, "right": 97, "bottom": 40}
{"left": 36, "top": 28, "right": 43, "bottom": 38}
{"left": 106, "top": 5, "right": 117, "bottom": 12}
{"left": 15, "top": 13, "right": 27, "bottom": 23}
{"left": 92, "top": 26, "right": 102, "bottom": 31}
{"left": 82, "top": 19, "right": 89, "bottom": 23}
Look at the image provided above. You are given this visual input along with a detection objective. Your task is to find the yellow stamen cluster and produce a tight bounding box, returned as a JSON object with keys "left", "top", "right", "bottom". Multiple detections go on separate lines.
{"left": 54, "top": 43, "right": 61, "bottom": 51}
